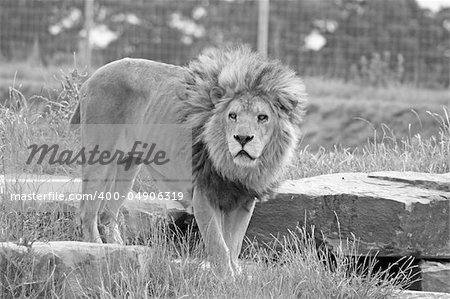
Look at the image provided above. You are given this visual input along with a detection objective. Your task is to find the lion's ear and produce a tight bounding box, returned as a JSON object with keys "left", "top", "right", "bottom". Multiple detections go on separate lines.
{"left": 210, "top": 86, "right": 225, "bottom": 105}
{"left": 277, "top": 95, "right": 298, "bottom": 114}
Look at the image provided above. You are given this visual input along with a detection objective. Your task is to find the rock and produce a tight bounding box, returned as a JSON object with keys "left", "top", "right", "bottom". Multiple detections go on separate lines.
{"left": 422, "top": 261, "right": 450, "bottom": 293}
{"left": 0, "top": 174, "right": 81, "bottom": 197}
{"left": 248, "top": 171, "right": 450, "bottom": 257}
{"left": 0, "top": 241, "right": 151, "bottom": 298}
{"left": 0, "top": 173, "right": 185, "bottom": 215}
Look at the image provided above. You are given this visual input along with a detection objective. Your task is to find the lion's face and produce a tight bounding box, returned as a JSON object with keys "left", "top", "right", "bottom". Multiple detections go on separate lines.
{"left": 224, "top": 97, "right": 274, "bottom": 167}
{"left": 182, "top": 46, "right": 306, "bottom": 191}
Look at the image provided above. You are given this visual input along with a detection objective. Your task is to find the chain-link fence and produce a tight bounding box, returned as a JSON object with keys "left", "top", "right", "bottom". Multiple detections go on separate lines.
{"left": 1, "top": 0, "right": 449, "bottom": 88}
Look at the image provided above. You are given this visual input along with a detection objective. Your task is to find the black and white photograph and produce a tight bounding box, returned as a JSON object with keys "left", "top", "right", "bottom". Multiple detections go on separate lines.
{"left": 0, "top": 0, "right": 449, "bottom": 298}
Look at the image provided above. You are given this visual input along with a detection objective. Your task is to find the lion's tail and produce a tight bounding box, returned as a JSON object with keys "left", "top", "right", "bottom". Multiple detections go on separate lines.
{"left": 70, "top": 103, "right": 80, "bottom": 127}
{"left": 69, "top": 103, "right": 80, "bottom": 130}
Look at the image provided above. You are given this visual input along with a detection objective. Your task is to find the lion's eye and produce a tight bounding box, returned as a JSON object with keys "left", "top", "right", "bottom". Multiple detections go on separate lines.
{"left": 229, "top": 113, "right": 237, "bottom": 121}
{"left": 258, "top": 114, "right": 268, "bottom": 122}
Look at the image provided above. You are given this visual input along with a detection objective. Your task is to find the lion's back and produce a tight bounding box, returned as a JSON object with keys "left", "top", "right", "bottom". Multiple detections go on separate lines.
{"left": 80, "top": 58, "right": 186, "bottom": 125}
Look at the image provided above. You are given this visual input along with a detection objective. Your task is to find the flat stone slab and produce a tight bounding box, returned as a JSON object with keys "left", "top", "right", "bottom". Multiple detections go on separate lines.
{"left": 422, "top": 261, "right": 450, "bottom": 293}
{"left": 399, "top": 291, "right": 450, "bottom": 299}
{"left": 0, "top": 174, "right": 81, "bottom": 196}
{"left": 248, "top": 172, "right": 450, "bottom": 257}
{"left": 0, "top": 174, "right": 185, "bottom": 212}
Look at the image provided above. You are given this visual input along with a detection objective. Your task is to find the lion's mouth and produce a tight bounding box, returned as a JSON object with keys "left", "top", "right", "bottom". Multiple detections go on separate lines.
{"left": 235, "top": 150, "right": 255, "bottom": 160}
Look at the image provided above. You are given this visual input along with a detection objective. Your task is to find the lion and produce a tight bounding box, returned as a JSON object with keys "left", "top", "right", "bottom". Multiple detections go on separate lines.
{"left": 70, "top": 45, "right": 306, "bottom": 278}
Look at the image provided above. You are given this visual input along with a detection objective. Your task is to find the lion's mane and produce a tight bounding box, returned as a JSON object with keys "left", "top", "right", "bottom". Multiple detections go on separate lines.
{"left": 178, "top": 46, "right": 307, "bottom": 211}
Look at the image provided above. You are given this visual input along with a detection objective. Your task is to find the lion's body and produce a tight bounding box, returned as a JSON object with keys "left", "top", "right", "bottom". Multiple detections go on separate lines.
{"left": 72, "top": 46, "right": 306, "bottom": 278}
{"left": 76, "top": 57, "right": 193, "bottom": 193}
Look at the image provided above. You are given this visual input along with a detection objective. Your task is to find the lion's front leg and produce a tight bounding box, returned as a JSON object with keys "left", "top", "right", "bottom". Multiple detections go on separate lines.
{"left": 222, "top": 199, "right": 256, "bottom": 275}
{"left": 193, "top": 187, "right": 234, "bottom": 278}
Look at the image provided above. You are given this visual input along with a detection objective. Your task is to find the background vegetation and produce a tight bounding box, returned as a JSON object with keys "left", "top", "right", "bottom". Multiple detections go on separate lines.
{"left": 1, "top": 0, "right": 449, "bottom": 88}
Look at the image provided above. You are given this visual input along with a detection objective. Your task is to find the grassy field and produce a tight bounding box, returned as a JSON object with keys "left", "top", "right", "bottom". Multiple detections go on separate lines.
{"left": 302, "top": 76, "right": 449, "bottom": 150}
{"left": 1, "top": 61, "right": 448, "bottom": 177}
{"left": 0, "top": 62, "right": 448, "bottom": 298}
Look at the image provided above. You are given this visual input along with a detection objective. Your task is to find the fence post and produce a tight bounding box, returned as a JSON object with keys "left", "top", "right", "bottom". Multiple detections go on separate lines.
{"left": 84, "top": 0, "right": 94, "bottom": 69}
{"left": 257, "top": 0, "right": 269, "bottom": 57}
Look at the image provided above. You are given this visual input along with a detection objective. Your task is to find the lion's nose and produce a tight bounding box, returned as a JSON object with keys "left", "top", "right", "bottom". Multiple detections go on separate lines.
{"left": 234, "top": 135, "right": 254, "bottom": 146}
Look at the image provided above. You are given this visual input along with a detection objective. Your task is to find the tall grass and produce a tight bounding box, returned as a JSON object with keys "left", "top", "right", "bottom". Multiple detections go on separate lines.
{"left": 0, "top": 68, "right": 83, "bottom": 176}
{"left": 0, "top": 220, "right": 415, "bottom": 298}
{"left": 287, "top": 107, "right": 449, "bottom": 179}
